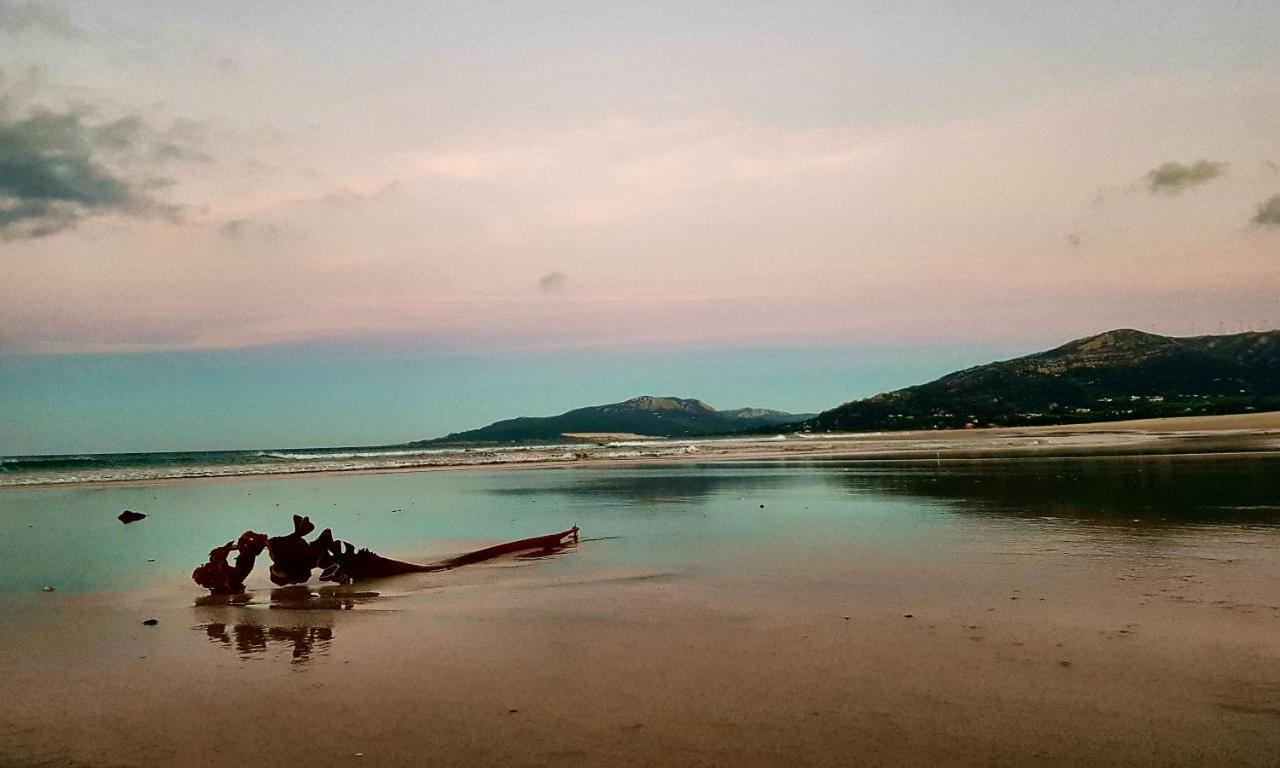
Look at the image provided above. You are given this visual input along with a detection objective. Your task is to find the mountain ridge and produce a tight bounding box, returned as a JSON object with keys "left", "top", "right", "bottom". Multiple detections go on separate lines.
{"left": 411, "top": 395, "right": 814, "bottom": 445}
{"left": 804, "top": 329, "right": 1280, "bottom": 432}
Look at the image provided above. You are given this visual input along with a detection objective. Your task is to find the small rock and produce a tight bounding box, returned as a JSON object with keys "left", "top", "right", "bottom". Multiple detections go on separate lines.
{"left": 142, "top": 619, "right": 158, "bottom": 626}
{"left": 1058, "top": 660, "right": 1071, "bottom": 667}
{"left": 759, "top": 504, "right": 765, "bottom": 509}
{"left": 508, "top": 709, "right": 518, "bottom": 714}
{"left": 903, "top": 614, "right": 914, "bottom": 618}
{"left": 118, "top": 510, "right": 147, "bottom": 524}
{"left": 41, "top": 585, "right": 56, "bottom": 592}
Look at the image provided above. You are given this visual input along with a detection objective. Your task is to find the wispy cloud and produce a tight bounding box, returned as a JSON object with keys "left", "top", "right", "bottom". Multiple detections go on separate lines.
{"left": 1146, "top": 159, "right": 1226, "bottom": 194}
{"left": 538, "top": 271, "right": 567, "bottom": 293}
{"left": 411, "top": 149, "right": 545, "bottom": 180}
{"left": 0, "top": 1, "right": 82, "bottom": 38}
{"left": 1252, "top": 194, "right": 1280, "bottom": 226}
{"left": 218, "top": 217, "right": 280, "bottom": 240}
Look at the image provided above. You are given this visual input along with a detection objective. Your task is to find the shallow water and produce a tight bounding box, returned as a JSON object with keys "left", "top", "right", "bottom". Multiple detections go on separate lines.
{"left": 3, "top": 454, "right": 1278, "bottom": 597}
{"left": 2, "top": 455, "right": 1279, "bottom": 766}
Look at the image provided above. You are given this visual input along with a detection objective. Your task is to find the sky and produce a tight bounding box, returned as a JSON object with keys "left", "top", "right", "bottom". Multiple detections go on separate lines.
{"left": 1, "top": 1, "right": 1278, "bottom": 454}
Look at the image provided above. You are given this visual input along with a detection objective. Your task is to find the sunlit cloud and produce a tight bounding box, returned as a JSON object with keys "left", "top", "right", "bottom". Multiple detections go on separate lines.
{"left": 410, "top": 149, "right": 546, "bottom": 180}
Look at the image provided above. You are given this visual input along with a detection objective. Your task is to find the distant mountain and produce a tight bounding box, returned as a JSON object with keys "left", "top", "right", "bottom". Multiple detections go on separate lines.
{"left": 805, "top": 329, "right": 1280, "bottom": 432}
{"left": 414, "top": 396, "right": 815, "bottom": 444}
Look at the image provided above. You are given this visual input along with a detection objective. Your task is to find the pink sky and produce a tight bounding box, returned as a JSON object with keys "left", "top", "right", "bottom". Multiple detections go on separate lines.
{"left": 1, "top": 3, "right": 1278, "bottom": 355}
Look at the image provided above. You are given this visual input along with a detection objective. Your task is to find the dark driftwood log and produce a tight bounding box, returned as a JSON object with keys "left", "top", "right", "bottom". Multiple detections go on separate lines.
{"left": 266, "top": 515, "right": 336, "bottom": 586}
{"left": 317, "top": 526, "right": 580, "bottom": 584}
{"left": 191, "top": 531, "right": 268, "bottom": 594}
{"left": 193, "top": 521, "right": 579, "bottom": 594}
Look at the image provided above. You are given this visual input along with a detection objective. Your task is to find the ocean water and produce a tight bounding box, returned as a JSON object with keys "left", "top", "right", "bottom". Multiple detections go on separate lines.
{"left": 2, "top": 454, "right": 1278, "bottom": 598}
{"left": 0, "top": 439, "right": 711, "bottom": 486}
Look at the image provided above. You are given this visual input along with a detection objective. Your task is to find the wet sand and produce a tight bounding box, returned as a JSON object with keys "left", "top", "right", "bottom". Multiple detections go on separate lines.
{"left": 2, "top": 448, "right": 1279, "bottom": 766}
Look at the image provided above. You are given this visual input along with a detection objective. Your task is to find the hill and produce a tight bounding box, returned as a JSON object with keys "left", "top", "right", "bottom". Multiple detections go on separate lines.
{"left": 805, "top": 329, "right": 1280, "bottom": 432}
{"left": 414, "top": 396, "right": 815, "bottom": 444}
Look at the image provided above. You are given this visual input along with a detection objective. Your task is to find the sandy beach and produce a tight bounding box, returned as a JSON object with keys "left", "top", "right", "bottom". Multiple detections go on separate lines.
{"left": 2, "top": 424, "right": 1279, "bottom": 767}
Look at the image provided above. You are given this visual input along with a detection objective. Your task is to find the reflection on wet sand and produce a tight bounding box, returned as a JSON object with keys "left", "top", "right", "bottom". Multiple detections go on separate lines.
{"left": 195, "top": 585, "right": 384, "bottom": 664}
{"left": 824, "top": 453, "right": 1280, "bottom": 527}
{"left": 194, "top": 584, "right": 382, "bottom": 611}
{"left": 200, "top": 622, "right": 334, "bottom": 663}
{"left": 490, "top": 469, "right": 815, "bottom": 506}
{"left": 266, "top": 585, "right": 382, "bottom": 610}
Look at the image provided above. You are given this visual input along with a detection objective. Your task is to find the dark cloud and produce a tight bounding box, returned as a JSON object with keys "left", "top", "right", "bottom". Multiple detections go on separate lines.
{"left": 538, "top": 271, "right": 568, "bottom": 293}
{"left": 0, "top": 105, "right": 185, "bottom": 239}
{"left": 0, "top": 1, "right": 82, "bottom": 38}
{"left": 1065, "top": 231, "right": 1085, "bottom": 249}
{"left": 1146, "top": 159, "right": 1226, "bottom": 194}
{"left": 1252, "top": 194, "right": 1280, "bottom": 226}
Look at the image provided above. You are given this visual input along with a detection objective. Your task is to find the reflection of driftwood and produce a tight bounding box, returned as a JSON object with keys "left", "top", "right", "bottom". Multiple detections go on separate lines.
{"left": 202, "top": 621, "right": 333, "bottom": 662}
{"left": 192, "top": 517, "right": 579, "bottom": 594}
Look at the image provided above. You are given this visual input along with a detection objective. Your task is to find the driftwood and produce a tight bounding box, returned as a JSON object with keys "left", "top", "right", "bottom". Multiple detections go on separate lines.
{"left": 191, "top": 531, "right": 269, "bottom": 594}
{"left": 317, "top": 526, "right": 580, "bottom": 584}
{"left": 266, "top": 516, "right": 337, "bottom": 586}
{"left": 192, "top": 516, "right": 578, "bottom": 595}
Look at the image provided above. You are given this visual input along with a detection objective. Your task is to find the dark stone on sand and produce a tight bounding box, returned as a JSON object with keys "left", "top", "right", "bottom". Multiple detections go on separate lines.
{"left": 903, "top": 614, "right": 914, "bottom": 618}
{"left": 143, "top": 619, "right": 158, "bottom": 626}
{"left": 118, "top": 510, "right": 147, "bottom": 524}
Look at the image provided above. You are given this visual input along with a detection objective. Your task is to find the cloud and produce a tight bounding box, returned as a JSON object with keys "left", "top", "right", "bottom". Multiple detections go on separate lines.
{"left": 0, "top": 105, "right": 185, "bottom": 239}
{"left": 538, "top": 271, "right": 568, "bottom": 293}
{"left": 0, "top": 1, "right": 82, "bottom": 37}
{"left": 1252, "top": 194, "right": 1280, "bottom": 226}
{"left": 1065, "top": 231, "right": 1085, "bottom": 249}
{"left": 218, "top": 218, "right": 280, "bottom": 240}
{"left": 411, "top": 149, "right": 545, "bottom": 180}
{"left": 1146, "top": 159, "right": 1226, "bottom": 194}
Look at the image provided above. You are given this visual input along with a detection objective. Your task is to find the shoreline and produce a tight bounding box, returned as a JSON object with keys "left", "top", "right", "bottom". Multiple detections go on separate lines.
{"left": 4, "top": 411, "right": 1279, "bottom": 491}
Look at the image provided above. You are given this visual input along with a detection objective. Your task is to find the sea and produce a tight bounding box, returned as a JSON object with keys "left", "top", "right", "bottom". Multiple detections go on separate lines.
{"left": 0, "top": 438, "right": 710, "bottom": 486}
